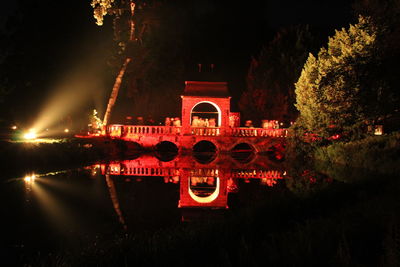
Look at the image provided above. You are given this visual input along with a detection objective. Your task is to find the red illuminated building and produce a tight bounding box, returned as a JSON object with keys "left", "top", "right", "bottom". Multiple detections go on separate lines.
{"left": 104, "top": 81, "right": 287, "bottom": 153}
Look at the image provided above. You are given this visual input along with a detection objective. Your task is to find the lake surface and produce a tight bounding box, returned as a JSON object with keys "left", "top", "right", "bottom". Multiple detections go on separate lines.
{"left": 1, "top": 152, "right": 298, "bottom": 260}
{"left": 3, "top": 147, "right": 396, "bottom": 266}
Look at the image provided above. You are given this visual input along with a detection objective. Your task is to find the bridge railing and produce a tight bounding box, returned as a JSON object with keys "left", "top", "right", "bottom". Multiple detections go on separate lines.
{"left": 107, "top": 125, "right": 181, "bottom": 138}
{"left": 124, "top": 125, "right": 181, "bottom": 136}
{"left": 107, "top": 125, "right": 124, "bottom": 138}
{"left": 189, "top": 127, "right": 287, "bottom": 137}
{"left": 107, "top": 124, "right": 288, "bottom": 138}
{"left": 229, "top": 127, "right": 287, "bottom": 137}
{"left": 231, "top": 169, "right": 285, "bottom": 179}
{"left": 191, "top": 127, "right": 221, "bottom": 136}
{"left": 123, "top": 167, "right": 180, "bottom": 176}
{"left": 106, "top": 163, "right": 181, "bottom": 176}
{"left": 104, "top": 163, "right": 285, "bottom": 179}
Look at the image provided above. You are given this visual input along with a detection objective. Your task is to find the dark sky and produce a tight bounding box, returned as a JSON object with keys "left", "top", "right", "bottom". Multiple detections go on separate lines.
{"left": 183, "top": 0, "right": 353, "bottom": 102}
{"left": 0, "top": 0, "right": 353, "bottom": 124}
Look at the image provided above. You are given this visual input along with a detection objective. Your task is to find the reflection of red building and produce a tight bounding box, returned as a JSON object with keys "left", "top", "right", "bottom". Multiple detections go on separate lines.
{"left": 178, "top": 169, "right": 229, "bottom": 209}
{"left": 98, "top": 155, "right": 286, "bottom": 217}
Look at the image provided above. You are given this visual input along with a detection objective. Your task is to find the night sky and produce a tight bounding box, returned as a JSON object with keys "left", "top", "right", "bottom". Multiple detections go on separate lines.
{"left": 0, "top": 0, "right": 353, "bottom": 125}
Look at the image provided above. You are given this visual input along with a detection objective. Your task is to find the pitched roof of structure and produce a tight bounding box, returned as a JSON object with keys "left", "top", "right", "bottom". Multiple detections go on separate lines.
{"left": 183, "top": 81, "right": 230, "bottom": 97}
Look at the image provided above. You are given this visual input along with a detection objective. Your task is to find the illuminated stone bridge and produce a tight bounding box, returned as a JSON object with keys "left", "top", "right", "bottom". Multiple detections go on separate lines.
{"left": 105, "top": 81, "right": 287, "bottom": 153}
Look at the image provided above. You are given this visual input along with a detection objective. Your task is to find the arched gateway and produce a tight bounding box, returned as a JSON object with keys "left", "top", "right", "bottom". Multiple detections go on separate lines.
{"left": 181, "top": 81, "right": 231, "bottom": 135}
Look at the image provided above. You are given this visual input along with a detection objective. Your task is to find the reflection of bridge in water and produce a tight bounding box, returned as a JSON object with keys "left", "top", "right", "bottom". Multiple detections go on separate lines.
{"left": 102, "top": 81, "right": 287, "bottom": 153}
{"left": 95, "top": 153, "right": 286, "bottom": 224}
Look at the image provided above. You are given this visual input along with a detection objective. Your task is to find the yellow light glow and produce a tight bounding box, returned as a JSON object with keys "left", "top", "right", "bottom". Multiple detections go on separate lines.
{"left": 24, "top": 174, "right": 36, "bottom": 183}
{"left": 374, "top": 125, "right": 383, "bottom": 135}
{"left": 24, "top": 130, "right": 37, "bottom": 140}
{"left": 11, "top": 125, "right": 17, "bottom": 130}
{"left": 20, "top": 138, "right": 62, "bottom": 144}
{"left": 30, "top": 63, "right": 106, "bottom": 135}
{"left": 64, "top": 128, "right": 69, "bottom": 133}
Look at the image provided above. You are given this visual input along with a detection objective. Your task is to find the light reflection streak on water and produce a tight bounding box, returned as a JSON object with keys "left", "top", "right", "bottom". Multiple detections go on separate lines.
{"left": 20, "top": 170, "right": 80, "bottom": 233}
{"left": 21, "top": 172, "right": 65, "bottom": 197}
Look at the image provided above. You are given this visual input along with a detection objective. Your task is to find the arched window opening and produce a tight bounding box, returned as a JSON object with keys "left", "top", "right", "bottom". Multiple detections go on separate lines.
{"left": 191, "top": 102, "right": 221, "bottom": 127}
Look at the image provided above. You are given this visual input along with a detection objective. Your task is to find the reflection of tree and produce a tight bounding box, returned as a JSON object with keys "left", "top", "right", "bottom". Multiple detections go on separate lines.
{"left": 285, "top": 163, "right": 332, "bottom": 197}
{"left": 313, "top": 160, "right": 372, "bottom": 183}
{"left": 105, "top": 174, "right": 127, "bottom": 230}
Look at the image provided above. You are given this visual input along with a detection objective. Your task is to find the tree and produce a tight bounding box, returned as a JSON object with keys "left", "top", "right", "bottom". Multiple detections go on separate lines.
{"left": 294, "top": 16, "right": 380, "bottom": 140}
{"left": 91, "top": 0, "right": 115, "bottom": 26}
{"left": 352, "top": 0, "right": 400, "bottom": 120}
{"left": 239, "top": 25, "right": 316, "bottom": 125}
{"left": 91, "top": 0, "right": 186, "bottom": 124}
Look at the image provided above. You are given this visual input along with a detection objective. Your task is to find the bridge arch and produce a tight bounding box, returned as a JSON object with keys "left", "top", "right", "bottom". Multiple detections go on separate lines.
{"left": 230, "top": 142, "right": 255, "bottom": 153}
{"left": 229, "top": 140, "right": 260, "bottom": 153}
{"left": 190, "top": 101, "right": 222, "bottom": 127}
{"left": 230, "top": 142, "right": 256, "bottom": 164}
{"left": 155, "top": 141, "right": 179, "bottom": 162}
{"left": 193, "top": 140, "right": 217, "bottom": 153}
{"left": 193, "top": 140, "right": 217, "bottom": 164}
{"left": 114, "top": 141, "right": 142, "bottom": 155}
{"left": 155, "top": 141, "right": 178, "bottom": 152}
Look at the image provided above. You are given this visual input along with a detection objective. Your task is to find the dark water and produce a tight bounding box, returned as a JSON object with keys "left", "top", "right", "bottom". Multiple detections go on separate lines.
{"left": 4, "top": 150, "right": 397, "bottom": 267}
{"left": 1, "top": 152, "right": 295, "bottom": 259}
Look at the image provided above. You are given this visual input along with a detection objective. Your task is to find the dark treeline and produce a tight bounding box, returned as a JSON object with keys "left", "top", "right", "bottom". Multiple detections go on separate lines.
{"left": 0, "top": 0, "right": 354, "bottom": 127}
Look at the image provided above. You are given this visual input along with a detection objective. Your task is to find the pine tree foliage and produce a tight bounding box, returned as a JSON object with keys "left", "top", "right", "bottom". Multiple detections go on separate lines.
{"left": 295, "top": 16, "right": 379, "bottom": 138}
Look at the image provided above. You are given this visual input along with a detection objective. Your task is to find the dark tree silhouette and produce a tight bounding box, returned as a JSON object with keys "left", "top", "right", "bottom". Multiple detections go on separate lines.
{"left": 353, "top": 0, "right": 400, "bottom": 120}
{"left": 239, "top": 25, "right": 316, "bottom": 125}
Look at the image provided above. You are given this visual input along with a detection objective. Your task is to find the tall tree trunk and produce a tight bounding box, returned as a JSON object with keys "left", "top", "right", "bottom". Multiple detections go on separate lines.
{"left": 103, "top": 57, "right": 132, "bottom": 125}
{"left": 129, "top": 2, "right": 136, "bottom": 41}
{"left": 103, "top": 1, "right": 136, "bottom": 126}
